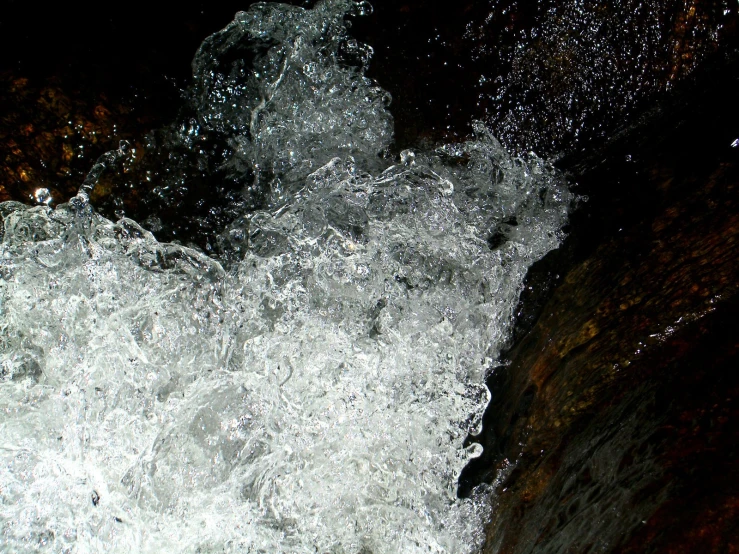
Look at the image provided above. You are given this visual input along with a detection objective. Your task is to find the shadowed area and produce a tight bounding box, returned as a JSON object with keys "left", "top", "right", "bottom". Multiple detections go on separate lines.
{"left": 460, "top": 45, "right": 739, "bottom": 552}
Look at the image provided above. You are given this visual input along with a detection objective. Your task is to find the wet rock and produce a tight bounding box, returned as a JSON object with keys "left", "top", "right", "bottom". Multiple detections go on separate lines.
{"left": 478, "top": 176, "right": 737, "bottom": 551}
{"left": 461, "top": 46, "right": 739, "bottom": 554}
{"left": 0, "top": 75, "right": 138, "bottom": 205}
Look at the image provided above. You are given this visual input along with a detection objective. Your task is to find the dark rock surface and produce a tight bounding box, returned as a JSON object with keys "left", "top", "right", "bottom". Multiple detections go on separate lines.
{"left": 478, "top": 172, "right": 738, "bottom": 552}
{"left": 461, "top": 45, "right": 739, "bottom": 554}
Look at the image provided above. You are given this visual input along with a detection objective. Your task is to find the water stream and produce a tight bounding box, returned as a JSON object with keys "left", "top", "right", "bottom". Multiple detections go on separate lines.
{"left": 0, "top": 2, "right": 573, "bottom": 552}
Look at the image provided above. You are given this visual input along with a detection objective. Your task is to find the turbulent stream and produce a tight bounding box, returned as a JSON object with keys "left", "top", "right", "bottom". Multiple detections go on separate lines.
{"left": 0, "top": 2, "right": 573, "bottom": 552}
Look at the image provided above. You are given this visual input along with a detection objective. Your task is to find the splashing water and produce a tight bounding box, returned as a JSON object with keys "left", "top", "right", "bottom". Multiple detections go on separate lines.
{"left": 0, "top": 2, "right": 573, "bottom": 552}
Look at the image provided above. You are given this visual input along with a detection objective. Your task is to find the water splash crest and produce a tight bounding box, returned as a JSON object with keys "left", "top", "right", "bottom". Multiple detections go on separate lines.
{"left": 0, "top": 2, "right": 573, "bottom": 552}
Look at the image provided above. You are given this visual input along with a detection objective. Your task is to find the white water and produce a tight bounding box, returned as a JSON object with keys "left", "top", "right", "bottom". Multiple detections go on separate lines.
{"left": 0, "top": 2, "right": 572, "bottom": 552}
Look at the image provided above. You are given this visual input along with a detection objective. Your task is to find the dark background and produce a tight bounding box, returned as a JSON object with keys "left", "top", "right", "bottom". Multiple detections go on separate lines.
{"left": 0, "top": 1, "right": 270, "bottom": 120}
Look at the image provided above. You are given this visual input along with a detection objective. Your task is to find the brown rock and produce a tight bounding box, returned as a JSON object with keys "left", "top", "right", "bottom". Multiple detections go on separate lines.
{"left": 468, "top": 57, "right": 739, "bottom": 554}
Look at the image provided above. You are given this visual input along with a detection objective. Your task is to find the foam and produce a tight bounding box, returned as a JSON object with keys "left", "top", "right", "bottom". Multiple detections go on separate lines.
{"left": 0, "top": 2, "right": 572, "bottom": 552}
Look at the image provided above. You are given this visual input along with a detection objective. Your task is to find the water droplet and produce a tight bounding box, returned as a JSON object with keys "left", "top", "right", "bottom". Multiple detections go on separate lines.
{"left": 400, "top": 149, "right": 416, "bottom": 166}
{"left": 34, "top": 188, "right": 52, "bottom": 205}
{"left": 351, "top": 1, "right": 373, "bottom": 17}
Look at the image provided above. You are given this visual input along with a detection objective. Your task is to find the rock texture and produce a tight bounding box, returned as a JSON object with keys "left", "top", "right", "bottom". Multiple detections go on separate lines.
{"left": 0, "top": 75, "right": 141, "bottom": 205}
{"left": 480, "top": 174, "right": 738, "bottom": 552}
{"left": 461, "top": 48, "right": 739, "bottom": 554}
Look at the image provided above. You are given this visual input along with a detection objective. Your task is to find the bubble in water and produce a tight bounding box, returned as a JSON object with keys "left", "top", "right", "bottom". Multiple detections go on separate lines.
{"left": 400, "top": 149, "right": 416, "bottom": 166}
{"left": 351, "top": 0, "right": 374, "bottom": 17}
{"left": 33, "top": 188, "right": 52, "bottom": 205}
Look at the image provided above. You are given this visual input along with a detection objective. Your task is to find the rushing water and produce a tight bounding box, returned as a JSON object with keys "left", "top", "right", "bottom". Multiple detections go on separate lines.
{"left": 0, "top": 2, "right": 573, "bottom": 552}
